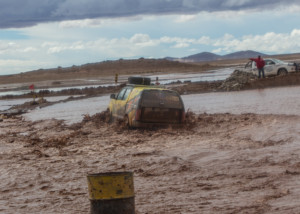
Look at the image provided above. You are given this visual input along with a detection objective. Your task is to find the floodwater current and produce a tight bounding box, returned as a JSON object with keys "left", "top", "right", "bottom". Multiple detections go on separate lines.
{"left": 21, "top": 85, "right": 300, "bottom": 124}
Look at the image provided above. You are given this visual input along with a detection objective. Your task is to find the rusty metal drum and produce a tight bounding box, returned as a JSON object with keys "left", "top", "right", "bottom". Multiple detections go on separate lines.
{"left": 87, "top": 172, "right": 135, "bottom": 214}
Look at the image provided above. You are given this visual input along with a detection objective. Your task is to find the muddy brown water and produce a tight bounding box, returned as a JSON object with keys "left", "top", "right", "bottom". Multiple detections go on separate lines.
{"left": 1, "top": 86, "right": 300, "bottom": 213}
{"left": 183, "top": 85, "right": 300, "bottom": 116}
{"left": 1, "top": 113, "right": 300, "bottom": 213}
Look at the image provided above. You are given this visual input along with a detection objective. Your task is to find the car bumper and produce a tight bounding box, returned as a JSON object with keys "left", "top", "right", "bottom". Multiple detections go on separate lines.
{"left": 131, "top": 120, "right": 184, "bottom": 128}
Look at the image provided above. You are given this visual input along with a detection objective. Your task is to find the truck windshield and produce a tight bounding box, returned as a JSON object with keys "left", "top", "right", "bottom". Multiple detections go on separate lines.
{"left": 272, "top": 59, "right": 286, "bottom": 64}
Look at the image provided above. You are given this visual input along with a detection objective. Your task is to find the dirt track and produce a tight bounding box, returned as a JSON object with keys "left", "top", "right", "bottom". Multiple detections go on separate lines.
{"left": 1, "top": 111, "right": 300, "bottom": 213}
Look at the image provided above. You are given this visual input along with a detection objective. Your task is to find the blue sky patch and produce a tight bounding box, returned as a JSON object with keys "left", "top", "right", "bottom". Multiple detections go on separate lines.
{"left": 0, "top": 30, "right": 28, "bottom": 40}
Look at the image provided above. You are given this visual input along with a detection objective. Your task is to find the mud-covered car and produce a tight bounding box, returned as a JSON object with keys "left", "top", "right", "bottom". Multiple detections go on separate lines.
{"left": 241, "top": 58, "right": 296, "bottom": 77}
{"left": 108, "top": 77, "right": 185, "bottom": 128}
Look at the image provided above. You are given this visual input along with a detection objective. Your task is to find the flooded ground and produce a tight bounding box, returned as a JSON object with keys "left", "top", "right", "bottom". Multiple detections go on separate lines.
{"left": 0, "top": 68, "right": 233, "bottom": 97}
{"left": 1, "top": 74, "right": 300, "bottom": 213}
{"left": 23, "top": 96, "right": 109, "bottom": 124}
{"left": 147, "top": 68, "right": 233, "bottom": 84}
{"left": 21, "top": 85, "right": 300, "bottom": 124}
{"left": 183, "top": 85, "right": 300, "bottom": 116}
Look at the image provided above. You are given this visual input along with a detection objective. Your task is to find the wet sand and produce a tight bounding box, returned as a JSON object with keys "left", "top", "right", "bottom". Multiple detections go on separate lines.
{"left": 1, "top": 112, "right": 300, "bottom": 213}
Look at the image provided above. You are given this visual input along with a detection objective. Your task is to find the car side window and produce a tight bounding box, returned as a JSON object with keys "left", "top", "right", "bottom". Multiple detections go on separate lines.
{"left": 117, "top": 88, "right": 132, "bottom": 100}
{"left": 123, "top": 88, "right": 132, "bottom": 100}
{"left": 266, "top": 60, "right": 275, "bottom": 65}
{"left": 116, "top": 88, "right": 127, "bottom": 100}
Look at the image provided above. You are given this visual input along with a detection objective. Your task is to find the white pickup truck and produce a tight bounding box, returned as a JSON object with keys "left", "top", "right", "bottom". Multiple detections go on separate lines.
{"left": 240, "top": 58, "right": 296, "bottom": 77}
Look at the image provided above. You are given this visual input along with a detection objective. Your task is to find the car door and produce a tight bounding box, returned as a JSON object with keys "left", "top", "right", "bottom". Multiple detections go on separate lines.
{"left": 264, "top": 59, "right": 276, "bottom": 76}
{"left": 244, "top": 61, "right": 253, "bottom": 72}
{"left": 111, "top": 87, "right": 126, "bottom": 118}
{"left": 251, "top": 61, "right": 258, "bottom": 75}
{"left": 113, "top": 87, "right": 133, "bottom": 118}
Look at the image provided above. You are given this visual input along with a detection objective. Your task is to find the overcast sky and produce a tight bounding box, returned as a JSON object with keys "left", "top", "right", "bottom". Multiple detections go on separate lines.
{"left": 0, "top": 0, "right": 300, "bottom": 75}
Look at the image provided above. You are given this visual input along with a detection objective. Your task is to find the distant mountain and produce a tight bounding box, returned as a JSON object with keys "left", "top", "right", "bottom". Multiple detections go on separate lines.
{"left": 182, "top": 52, "right": 221, "bottom": 61}
{"left": 222, "top": 50, "right": 268, "bottom": 60}
{"left": 166, "top": 50, "right": 267, "bottom": 62}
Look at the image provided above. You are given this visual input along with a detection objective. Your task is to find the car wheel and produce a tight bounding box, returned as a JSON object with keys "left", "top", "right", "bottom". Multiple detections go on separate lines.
{"left": 123, "top": 115, "right": 131, "bottom": 128}
{"left": 278, "top": 68, "right": 288, "bottom": 76}
{"left": 108, "top": 112, "right": 113, "bottom": 123}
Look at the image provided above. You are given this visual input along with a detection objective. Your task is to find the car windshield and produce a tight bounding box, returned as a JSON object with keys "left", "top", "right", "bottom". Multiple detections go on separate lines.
{"left": 272, "top": 59, "right": 286, "bottom": 64}
{"left": 140, "top": 90, "right": 183, "bottom": 108}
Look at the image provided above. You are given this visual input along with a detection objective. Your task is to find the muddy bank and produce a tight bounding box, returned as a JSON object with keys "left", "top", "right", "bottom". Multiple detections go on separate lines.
{"left": 170, "top": 71, "right": 300, "bottom": 94}
{"left": 0, "top": 83, "right": 125, "bottom": 100}
{"left": 1, "top": 111, "right": 300, "bottom": 213}
{"left": 0, "top": 96, "right": 87, "bottom": 118}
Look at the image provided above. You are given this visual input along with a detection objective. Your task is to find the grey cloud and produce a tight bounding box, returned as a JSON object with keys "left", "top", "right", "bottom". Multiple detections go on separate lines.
{"left": 0, "top": 0, "right": 62, "bottom": 28}
{"left": 0, "top": 0, "right": 299, "bottom": 28}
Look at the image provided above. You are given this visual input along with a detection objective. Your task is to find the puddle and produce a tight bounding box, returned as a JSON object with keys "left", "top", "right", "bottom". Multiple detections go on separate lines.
{"left": 23, "top": 95, "right": 110, "bottom": 124}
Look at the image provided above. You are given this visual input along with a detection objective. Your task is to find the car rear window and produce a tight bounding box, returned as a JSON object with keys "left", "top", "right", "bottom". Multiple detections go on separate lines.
{"left": 140, "top": 90, "right": 183, "bottom": 108}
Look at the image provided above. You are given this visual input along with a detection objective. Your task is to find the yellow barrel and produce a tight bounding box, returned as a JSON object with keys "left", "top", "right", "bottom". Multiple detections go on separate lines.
{"left": 87, "top": 172, "right": 135, "bottom": 214}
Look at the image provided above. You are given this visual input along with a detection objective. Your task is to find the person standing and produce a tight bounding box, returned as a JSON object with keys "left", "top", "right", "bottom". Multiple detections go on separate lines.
{"left": 294, "top": 62, "right": 299, "bottom": 72}
{"left": 115, "top": 73, "right": 118, "bottom": 84}
{"left": 155, "top": 76, "right": 160, "bottom": 85}
{"left": 250, "top": 55, "right": 265, "bottom": 78}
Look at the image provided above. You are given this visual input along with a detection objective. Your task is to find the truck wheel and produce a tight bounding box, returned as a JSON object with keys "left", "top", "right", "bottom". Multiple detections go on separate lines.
{"left": 278, "top": 68, "right": 287, "bottom": 76}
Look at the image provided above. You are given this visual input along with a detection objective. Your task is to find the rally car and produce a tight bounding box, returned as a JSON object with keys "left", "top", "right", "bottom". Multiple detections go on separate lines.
{"left": 108, "top": 77, "right": 185, "bottom": 128}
